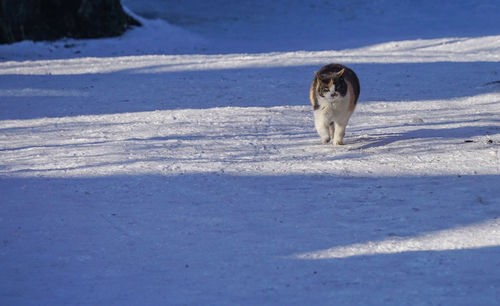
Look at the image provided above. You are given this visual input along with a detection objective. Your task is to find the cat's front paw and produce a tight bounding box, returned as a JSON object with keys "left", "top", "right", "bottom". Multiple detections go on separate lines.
{"left": 333, "top": 139, "right": 343, "bottom": 145}
{"left": 321, "top": 137, "right": 331, "bottom": 144}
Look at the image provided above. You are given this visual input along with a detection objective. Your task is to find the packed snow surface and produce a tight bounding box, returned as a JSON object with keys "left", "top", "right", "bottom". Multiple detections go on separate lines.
{"left": 1, "top": 0, "right": 500, "bottom": 305}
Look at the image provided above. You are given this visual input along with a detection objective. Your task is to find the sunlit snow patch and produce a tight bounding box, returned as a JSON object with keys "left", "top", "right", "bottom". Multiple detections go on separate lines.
{"left": 294, "top": 219, "right": 500, "bottom": 259}
{"left": 1, "top": 35, "right": 499, "bottom": 75}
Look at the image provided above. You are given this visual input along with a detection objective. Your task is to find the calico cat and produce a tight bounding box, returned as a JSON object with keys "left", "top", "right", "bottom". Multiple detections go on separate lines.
{"left": 309, "top": 63, "right": 360, "bottom": 145}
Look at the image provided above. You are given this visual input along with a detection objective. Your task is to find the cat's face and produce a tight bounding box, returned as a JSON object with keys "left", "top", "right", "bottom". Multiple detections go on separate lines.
{"left": 316, "top": 69, "right": 347, "bottom": 102}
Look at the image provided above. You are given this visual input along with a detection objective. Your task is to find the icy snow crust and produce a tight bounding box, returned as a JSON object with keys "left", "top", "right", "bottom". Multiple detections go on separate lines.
{"left": 1, "top": 1, "right": 500, "bottom": 305}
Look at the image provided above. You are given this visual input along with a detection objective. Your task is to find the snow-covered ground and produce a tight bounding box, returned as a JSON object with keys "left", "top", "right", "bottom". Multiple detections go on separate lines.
{"left": 1, "top": 1, "right": 500, "bottom": 305}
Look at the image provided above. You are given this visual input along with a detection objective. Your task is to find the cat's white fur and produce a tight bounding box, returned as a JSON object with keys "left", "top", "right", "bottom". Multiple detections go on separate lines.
{"left": 313, "top": 85, "right": 353, "bottom": 145}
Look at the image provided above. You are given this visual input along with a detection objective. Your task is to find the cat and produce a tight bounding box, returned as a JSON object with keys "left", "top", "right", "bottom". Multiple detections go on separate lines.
{"left": 309, "top": 63, "right": 360, "bottom": 145}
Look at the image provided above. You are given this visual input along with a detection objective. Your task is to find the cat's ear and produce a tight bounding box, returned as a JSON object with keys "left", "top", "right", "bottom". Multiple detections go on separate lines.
{"left": 315, "top": 71, "right": 321, "bottom": 79}
{"left": 337, "top": 69, "right": 345, "bottom": 77}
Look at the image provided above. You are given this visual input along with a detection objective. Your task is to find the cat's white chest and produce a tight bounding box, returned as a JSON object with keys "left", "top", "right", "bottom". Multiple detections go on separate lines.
{"left": 313, "top": 91, "right": 354, "bottom": 145}
{"left": 316, "top": 91, "right": 352, "bottom": 122}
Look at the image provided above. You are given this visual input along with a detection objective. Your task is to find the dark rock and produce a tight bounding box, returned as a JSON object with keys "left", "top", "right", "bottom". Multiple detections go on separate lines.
{"left": 0, "top": 0, "right": 140, "bottom": 44}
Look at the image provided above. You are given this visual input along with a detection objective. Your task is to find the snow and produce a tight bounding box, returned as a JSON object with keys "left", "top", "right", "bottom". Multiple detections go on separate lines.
{"left": 295, "top": 219, "right": 500, "bottom": 259}
{"left": 1, "top": 0, "right": 500, "bottom": 305}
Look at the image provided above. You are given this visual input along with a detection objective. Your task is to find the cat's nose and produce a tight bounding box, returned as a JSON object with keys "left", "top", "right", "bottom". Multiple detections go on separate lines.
{"left": 331, "top": 93, "right": 338, "bottom": 98}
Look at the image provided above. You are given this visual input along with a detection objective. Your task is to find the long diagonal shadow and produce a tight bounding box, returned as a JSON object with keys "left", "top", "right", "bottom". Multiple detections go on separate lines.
{"left": 357, "top": 125, "right": 500, "bottom": 150}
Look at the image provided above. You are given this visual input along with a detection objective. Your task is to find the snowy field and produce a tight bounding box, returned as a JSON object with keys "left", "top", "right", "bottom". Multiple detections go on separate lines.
{"left": 1, "top": 1, "right": 500, "bottom": 305}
